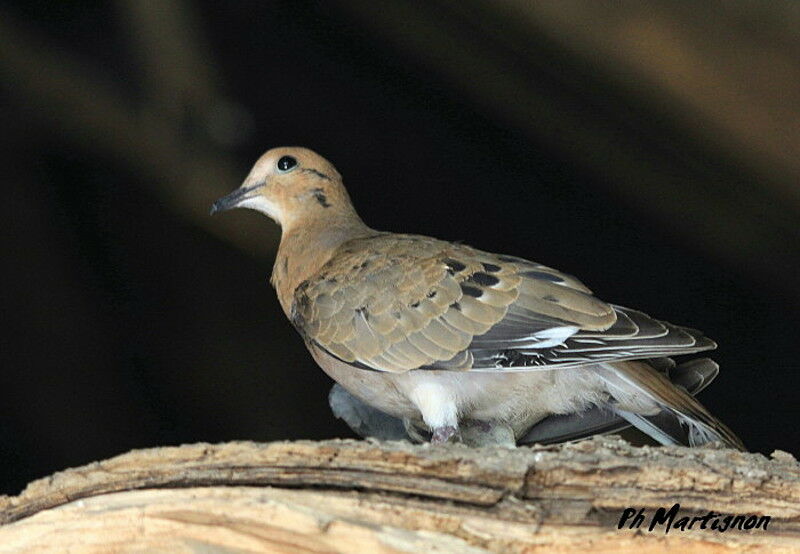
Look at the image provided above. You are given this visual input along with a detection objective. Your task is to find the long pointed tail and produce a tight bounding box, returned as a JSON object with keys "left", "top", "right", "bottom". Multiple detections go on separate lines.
{"left": 598, "top": 360, "right": 745, "bottom": 450}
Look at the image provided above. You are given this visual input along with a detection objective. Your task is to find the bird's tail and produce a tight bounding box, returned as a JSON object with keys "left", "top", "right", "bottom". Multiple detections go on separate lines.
{"left": 598, "top": 360, "right": 745, "bottom": 450}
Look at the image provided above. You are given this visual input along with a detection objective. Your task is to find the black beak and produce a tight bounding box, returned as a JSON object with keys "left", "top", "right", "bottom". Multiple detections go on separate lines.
{"left": 210, "top": 182, "right": 262, "bottom": 215}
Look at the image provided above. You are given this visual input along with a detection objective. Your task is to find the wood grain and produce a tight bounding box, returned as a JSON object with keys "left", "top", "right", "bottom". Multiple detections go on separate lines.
{"left": 1, "top": 437, "right": 799, "bottom": 552}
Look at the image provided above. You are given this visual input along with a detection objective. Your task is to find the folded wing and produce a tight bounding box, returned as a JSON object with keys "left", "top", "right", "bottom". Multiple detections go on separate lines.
{"left": 291, "top": 235, "right": 714, "bottom": 373}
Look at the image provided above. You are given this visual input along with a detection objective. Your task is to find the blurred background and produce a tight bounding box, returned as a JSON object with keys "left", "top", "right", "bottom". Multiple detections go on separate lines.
{"left": 2, "top": 1, "right": 799, "bottom": 495}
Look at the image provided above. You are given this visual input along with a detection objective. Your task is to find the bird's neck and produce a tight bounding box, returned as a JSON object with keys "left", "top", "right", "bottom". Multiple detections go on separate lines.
{"left": 271, "top": 212, "right": 372, "bottom": 317}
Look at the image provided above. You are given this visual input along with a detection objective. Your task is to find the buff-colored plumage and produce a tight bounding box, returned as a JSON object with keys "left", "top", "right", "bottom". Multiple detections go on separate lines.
{"left": 212, "top": 147, "right": 744, "bottom": 450}
{"left": 292, "top": 235, "right": 617, "bottom": 373}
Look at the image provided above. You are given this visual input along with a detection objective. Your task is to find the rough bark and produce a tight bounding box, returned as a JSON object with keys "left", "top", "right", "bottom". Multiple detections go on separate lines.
{"left": 1, "top": 437, "right": 798, "bottom": 552}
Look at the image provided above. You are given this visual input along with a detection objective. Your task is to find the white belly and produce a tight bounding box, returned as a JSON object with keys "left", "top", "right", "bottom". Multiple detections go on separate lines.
{"left": 309, "top": 344, "right": 609, "bottom": 436}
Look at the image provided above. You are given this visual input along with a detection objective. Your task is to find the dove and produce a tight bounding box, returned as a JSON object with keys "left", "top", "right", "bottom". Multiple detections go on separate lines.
{"left": 211, "top": 147, "right": 744, "bottom": 450}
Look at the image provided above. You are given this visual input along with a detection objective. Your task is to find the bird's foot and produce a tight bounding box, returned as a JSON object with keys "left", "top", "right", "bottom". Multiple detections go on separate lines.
{"left": 430, "top": 425, "right": 457, "bottom": 444}
{"left": 468, "top": 420, "right": 493, "bottom": 433}
{"left": 460, "top": 420, "right": 516, "bottom": 447}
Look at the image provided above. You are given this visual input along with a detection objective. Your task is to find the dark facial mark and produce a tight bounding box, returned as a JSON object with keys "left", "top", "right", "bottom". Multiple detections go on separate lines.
{"left": 523, "top": 271, "right": 565, "bottom": 283}
{"left": 481, "top": 262, "right": 501, "bottom": 273}
{"left": 302, "top": 168, "right": 333, "bottom": 181}
{"left": 311, "top": 188, "right": 331, "bottom": 208}
{"left": 468, "top": 272, "right": 500, "bottom": 287}
{"left": 460, "top": 284, "right": 483, "bottom": 298}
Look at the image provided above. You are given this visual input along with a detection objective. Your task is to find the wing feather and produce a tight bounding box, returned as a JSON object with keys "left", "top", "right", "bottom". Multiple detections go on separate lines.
{"left": 292, "top": 234, "right": 715, "bottom": 373}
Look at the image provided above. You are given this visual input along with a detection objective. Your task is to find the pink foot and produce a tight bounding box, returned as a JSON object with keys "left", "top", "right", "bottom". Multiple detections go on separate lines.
{"left": 431, "top": 425, "right": 457, "bottom": 444}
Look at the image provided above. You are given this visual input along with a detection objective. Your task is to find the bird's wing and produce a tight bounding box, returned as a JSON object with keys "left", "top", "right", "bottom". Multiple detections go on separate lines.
{"left": 291, "top": 235, "right": 714, "bottom": 373}
{"left": 468, "top": 304, "right": 716, "bottom": 371}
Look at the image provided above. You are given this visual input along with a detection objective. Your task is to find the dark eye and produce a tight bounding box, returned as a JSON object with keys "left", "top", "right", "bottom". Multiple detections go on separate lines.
{"left": 277, "top": 155, "right": 297, "bottom": 172}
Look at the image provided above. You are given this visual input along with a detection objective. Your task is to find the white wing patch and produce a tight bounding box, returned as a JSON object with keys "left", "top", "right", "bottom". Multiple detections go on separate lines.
{"left": 528, "top": 326, "right": 580, "bottom": 348}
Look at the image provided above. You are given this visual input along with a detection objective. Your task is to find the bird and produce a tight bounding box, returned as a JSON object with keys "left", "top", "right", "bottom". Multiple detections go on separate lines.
{"left": 211, "top": 146, "right": 744, "bottom": 450}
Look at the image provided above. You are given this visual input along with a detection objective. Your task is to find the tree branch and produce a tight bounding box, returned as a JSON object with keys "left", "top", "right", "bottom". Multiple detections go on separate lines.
{"left": 1, "top": 437, "right": 798, "bottom": 551}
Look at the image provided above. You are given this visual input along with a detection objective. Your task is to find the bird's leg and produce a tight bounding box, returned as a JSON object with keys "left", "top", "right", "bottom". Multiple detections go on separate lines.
{"left": 408, "top": 382, "right": 459, "bottom": 445}
{"left": 430, "top": 425, "right": 458, "bottom": 444}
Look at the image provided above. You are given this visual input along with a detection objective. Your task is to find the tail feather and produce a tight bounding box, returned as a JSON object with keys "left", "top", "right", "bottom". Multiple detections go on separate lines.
{"left": 519, "top": 357, "right": 724, "bottom": 446}
{"left": 518, "top": 405, "right": 627, "bottom": 445}
{"left": 668, "top": 357, "right": 719, "bottom": 394}
{"left": 613, "top": 408, "right": 686, "bottom": 446}
{"left": 598, "top": 360, "right": 745, "bottom": 450}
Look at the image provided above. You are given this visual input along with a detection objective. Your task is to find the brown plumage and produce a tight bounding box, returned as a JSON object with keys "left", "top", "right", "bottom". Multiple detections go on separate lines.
{"left": 212, "top": 147, "right": 744, "bottom": 450}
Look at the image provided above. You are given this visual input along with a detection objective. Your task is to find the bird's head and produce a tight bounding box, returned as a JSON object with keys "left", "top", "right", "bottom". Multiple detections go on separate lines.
{"left": 211, "top": 147, "right": 353, "bottom": 229}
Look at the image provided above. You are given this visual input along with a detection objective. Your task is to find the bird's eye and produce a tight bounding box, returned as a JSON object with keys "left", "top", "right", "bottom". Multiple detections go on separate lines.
{"left": 277, "top": 155, "right": 298, "bottom": 173}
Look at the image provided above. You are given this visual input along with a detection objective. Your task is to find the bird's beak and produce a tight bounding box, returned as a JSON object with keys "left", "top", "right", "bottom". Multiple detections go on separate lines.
{"left": 210, "top": 182, "right": 263, "bottom": 215}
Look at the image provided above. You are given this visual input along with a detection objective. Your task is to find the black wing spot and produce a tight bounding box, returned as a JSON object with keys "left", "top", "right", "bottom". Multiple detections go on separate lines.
{"left": 355, "top": 306, "right": 369, "bottom": 320}
{"left": 543, "top": 294, "right": 559, "bottom": 302}
{"left": 409, "top": 301, "right": 421, "bottom": 308}
{"left": 460, "top": 284, "right": 483, "bottom": 298}
{"left": 481, "top": 262, "right": 501, "bottom": 273}
{"left": 450, "top": 302, "right": 462, "bottom": 311}
{"left": 444, "top": 258, "right": 466, "bottom": 274}
{"left": 289, "top": 283, "right": 311, "bottom": 332}
{"left": 426, "top": 290, "right": 437, "bottom": 299}
{"left": 468, "top": 272, "right": 500, "bottom": 287}
{"left": 294, "top": 279, "right": 311, "bottom": 294}
{"left": 522, "top": 271, "right": 565, "bottom": 283}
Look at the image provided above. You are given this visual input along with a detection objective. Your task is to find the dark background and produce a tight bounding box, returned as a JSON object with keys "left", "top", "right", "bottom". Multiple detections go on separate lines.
{"left": 2, "top": 1, "right": 799, "bottom": 495}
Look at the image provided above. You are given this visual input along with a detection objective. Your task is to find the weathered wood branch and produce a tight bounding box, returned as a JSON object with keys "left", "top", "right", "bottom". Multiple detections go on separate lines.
{"left": 1, "top": 437, "right": 799, "bottom": 552}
